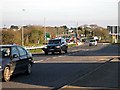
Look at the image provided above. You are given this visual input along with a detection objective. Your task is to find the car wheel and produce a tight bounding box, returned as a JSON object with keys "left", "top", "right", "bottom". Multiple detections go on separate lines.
{"left": 59, "top": 50, "right": 62, "bottom": 54}
{"left": 3, "top": 66, "right": 11, "bottom": 82}
{"left": 64, "top": 50, "right": 68, "bottom": 53}
{"left": 45, "top": 51, "right": 48, "bottom": 55}
{"left": 25, "top": 63, "right": 32, "bottom": 75}
{"left": 52, "top": 52, "right": 54, "bottom": 54}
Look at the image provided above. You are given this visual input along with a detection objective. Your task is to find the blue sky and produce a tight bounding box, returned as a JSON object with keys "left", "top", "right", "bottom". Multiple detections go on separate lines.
{"left": 1, "top": 0, "right": 119, "bottom": 28}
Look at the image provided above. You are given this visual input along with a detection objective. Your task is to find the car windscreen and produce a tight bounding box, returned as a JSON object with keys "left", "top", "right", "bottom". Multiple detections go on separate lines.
{"left": 0, "top": 47, "right": 11, "bottom": 57}
{"left": 90, "top": 40, "right": 95, "bottom": 42}
{"left": 48, "top": 39, "right": 61, "bottom": 44}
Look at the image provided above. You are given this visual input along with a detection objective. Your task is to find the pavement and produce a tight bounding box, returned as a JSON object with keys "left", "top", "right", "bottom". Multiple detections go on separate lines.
{"left": 60, "top": 58, "right": 120, "bottom": 90}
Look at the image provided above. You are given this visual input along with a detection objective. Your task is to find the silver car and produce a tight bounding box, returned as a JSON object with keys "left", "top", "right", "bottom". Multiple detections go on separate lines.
{"left": 89, "top": 39, "right": 97, "bottom": 46}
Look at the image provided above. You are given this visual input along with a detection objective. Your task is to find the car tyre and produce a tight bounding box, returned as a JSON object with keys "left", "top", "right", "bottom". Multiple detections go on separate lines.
{"left": 25, "top": 63, "right": 32, "bottom": 75}
{"left": 64, "top": 50, "right": 68, "bottom": 53}
{"left": 59, "top": 50, "right": 62, "bottom": 54}
{"left": 52, "top": 52, "right": 55, "bottom": 54}
{"left": 45, "top": 51, "right": 48, "bottom": 55}
{"left": 3, "top": 66, "right": 11, "bottom": 82}
{"left": 89, "top": 44, "right": 91, "bottom": 46}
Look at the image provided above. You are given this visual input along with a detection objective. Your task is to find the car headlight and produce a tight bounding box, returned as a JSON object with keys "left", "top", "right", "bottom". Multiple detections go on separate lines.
{"left": 56, "top": 46, "right": 60, "bottom": 48}
{"left": 44, "top": 46, "right": 47, "bottom": 49}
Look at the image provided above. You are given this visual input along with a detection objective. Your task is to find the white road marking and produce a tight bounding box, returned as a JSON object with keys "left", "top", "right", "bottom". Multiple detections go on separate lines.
{"left": 58, "top": 56, "right": 63, "bottom": 57}
{"left": 34, "top": 60, "right": 44, "bottom": 63}
{"left": 53, "top": 57, "right": 57, "bottom": 59}
{"left": 99, "top": 59, "right": 106, "bottom": 61}
{"left": 46, "top": 58, "right": 50, "bottom": 60}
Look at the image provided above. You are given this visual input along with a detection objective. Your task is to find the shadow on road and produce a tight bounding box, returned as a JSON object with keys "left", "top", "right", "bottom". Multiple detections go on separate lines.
{"left": 65, "top": 61, "right": 120, "bottom": 89}
{"left": 10, "top": 62, "right": 102, "bottom": 89}
{"left": 4, "top": 61, "right": 120, "bottom": 89}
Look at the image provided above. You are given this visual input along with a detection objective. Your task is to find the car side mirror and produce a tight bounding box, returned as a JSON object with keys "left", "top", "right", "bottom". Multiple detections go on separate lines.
{"left": 12, "top": 54, "right": 19, "bottom": 58}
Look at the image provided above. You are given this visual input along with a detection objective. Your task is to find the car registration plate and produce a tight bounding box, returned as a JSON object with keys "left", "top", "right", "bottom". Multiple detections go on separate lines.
{"left": 50, "top": 49, "right": 54, "bottom": 51}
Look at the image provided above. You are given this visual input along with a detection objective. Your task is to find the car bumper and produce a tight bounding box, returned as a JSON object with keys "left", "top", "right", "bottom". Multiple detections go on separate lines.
{"left": 42, "top": 48, "right": 61, "bottom": 52}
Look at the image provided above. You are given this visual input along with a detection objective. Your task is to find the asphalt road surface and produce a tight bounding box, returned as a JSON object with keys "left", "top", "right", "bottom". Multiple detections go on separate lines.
{"left": 2, "top": 43, "right": 120, "bottom": 90}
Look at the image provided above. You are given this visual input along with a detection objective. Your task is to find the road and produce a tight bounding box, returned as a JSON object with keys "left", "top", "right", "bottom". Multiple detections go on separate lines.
{"left": 2, "top": 43, "right": 119, "bottom": 90}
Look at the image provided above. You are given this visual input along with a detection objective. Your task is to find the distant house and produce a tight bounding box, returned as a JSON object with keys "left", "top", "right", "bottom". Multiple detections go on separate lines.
{"left": 107, "top": 26, "right": 120, "bottom": 43}
{"left": 10, "top": 25, "right": 19, "bottom": 31}
{"left": 68, "top": 29, "right": 74, "bottom": 33}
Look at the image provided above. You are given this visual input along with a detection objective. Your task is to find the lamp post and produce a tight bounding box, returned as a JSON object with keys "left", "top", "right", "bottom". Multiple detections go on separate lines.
{"left": 44, "top": 17, "right": 47, "bottom": 44}
{"left": 76, "top": 22, "right": 79, "bottom": 38}
{"left": 21, "top": 9, "right": 25, "bottom": 46}
{"left": 117, "top": 26, "right": 119, "bottom": 43}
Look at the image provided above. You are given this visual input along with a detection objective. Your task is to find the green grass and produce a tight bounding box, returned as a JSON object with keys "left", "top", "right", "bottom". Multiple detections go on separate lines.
{"left": 28, "top": 49, "right": 43, "bottom": 53}
{"left": 68, "top": 44, "right": 77, "bottom": 48}
{"left": 28, "top": 44, "right": 77, "bottom": 54}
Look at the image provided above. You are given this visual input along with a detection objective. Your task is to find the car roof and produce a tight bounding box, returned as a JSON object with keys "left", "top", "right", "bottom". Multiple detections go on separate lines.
{"left": 0, "top": 44, "right": 18, "bottom": 47}
{"left": 50, "top": 39, "right": 61, "bottom": 40}
{"left": 51, "top": 38, "right": 65, "bottom": 40}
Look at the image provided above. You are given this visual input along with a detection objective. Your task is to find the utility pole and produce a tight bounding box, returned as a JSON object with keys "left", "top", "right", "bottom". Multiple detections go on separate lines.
{"left": 44, "top": 18, "right": 47, "bottom": 44}
{"left": 76, "top": 22, "right": 79, "bottom": 38}
{"left": 117, "top": 26, "right": 119, "bottom": 43}
{"left": 21, "top": 9, "right": 25, "bottom": 46}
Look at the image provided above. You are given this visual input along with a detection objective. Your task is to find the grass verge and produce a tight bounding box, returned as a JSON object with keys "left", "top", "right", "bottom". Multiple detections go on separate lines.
{"left": 68, "top": 44, "right": 77, "bottom": 48}
{"left": 28, "top": 43, "right": 77, "bottom": 54}
{"left": 28, "top": 49, "right": 43, "bottom": 53}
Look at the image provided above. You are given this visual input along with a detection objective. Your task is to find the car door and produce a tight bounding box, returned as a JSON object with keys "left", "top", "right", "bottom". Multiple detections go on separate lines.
{"left": 11, "top": 46, "right": 20, "bottom": 74}
{"left": 17, "top": 46, "right": 29, "bottom": 71}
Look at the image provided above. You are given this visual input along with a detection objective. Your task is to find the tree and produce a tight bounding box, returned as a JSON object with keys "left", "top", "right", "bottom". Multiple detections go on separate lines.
{"left": 2, "top": 30, "right": 15, "bottom": 44}
{"left": 29, "top": 29, "right": 43, "bottom": 44}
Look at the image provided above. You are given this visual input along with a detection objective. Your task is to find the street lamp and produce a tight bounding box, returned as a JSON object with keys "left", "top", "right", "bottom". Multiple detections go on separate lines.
{"left": 44, "top": 17, "right": 47, "bottom": 44}
{"left": 21, "top": 9, "right": 25, "bottom": 46}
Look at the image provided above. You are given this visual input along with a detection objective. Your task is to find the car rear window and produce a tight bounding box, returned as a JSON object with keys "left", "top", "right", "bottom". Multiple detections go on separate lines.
{"left": 90, "top": 40, "right": 95, "bottom": 42}
{"left": 48, "top": 39, "right": 61, "bottom": 44}
{"left": 0, "top": 47, "right": 11, "bottom": 57}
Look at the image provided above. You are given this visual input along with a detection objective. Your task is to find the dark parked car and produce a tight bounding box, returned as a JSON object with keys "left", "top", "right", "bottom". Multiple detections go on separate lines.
{"left": 0, "top": 45, "right": 33, "bottom": 82}
{"left": 42, "top": 38, "right": 68, "bottom": 54}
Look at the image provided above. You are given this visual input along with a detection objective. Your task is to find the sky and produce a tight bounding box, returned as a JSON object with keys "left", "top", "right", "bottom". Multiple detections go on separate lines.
{"left": 1, "top": 0, "right": 119, "bottom": 28}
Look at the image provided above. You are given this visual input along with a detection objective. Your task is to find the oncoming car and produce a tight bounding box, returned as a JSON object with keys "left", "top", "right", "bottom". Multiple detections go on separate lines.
{"left": 42, "top": 38, "right": 68, "bottom": 55}
{"left": 0, "top": 45, "right": 33, "bottom": 82}
{"left": 89, "top": 39, "right": 97, "bottom": 46}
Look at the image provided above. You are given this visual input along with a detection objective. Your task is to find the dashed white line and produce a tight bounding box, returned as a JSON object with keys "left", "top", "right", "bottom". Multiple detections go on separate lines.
{"left": 46, "top": 58, "right": 50, "bottom": 60}
{"left": 99, "top": 59, "right": 106, "bottom": 61}
{"left": 58, "top": 56, "right": 63, "bottom": 57}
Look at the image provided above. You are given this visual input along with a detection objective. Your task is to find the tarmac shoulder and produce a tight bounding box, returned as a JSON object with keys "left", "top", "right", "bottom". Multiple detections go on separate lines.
{"left": 60, "top": 59, "right": 119, "bottom": 90}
